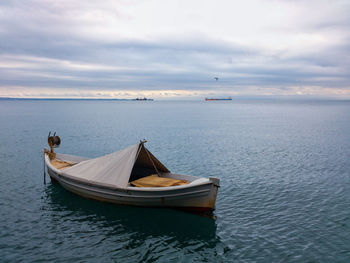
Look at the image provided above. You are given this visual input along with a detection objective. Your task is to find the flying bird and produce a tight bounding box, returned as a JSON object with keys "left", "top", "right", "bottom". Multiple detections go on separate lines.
{"left": 214, "top": 77, "right": 219, "bottom": 81}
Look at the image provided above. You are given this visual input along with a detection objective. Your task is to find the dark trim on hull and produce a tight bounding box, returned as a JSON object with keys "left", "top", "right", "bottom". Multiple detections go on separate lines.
{"left": 49, "top": 175, "right": 59, "bottom": 183}
{"left": 61, "top": 184, "right": 216, "bottom": 212}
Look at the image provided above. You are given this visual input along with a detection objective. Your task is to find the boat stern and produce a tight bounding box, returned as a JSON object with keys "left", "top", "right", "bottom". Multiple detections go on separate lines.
{"left": 205, "top": 177, "right": 219, "bottom": 210}
{"left": 209, "top": 177, "right": 220, "bottom": 187}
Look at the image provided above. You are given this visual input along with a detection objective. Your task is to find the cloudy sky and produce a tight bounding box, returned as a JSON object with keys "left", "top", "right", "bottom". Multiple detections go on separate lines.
{"left": 1, "top": 0, "right": 350, "bottom": 99}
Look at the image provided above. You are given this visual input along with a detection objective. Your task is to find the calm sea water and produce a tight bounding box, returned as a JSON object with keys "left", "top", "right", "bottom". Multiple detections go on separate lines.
{"left": 0, "top": 99, "right": 350, "bottom": 262}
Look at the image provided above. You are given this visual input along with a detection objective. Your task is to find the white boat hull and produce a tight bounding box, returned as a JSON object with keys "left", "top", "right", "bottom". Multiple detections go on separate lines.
{"left": 45, "top": 154, "right": 219, "bottom": 211}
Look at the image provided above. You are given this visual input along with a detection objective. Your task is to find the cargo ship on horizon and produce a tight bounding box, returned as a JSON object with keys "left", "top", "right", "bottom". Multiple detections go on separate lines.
{"left": 205, "top": 96, "right": 232, "bottom": 101}
{"left": 132, "top": 97, "right": 154, "bottom": 101}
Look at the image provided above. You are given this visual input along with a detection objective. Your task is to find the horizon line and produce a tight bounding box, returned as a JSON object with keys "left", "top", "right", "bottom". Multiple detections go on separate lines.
{"left": 1, "top": 96, "right": 350, "bottom": 102}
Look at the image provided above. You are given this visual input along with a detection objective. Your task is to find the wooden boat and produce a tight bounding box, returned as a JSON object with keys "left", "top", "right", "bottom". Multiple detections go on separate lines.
{"left": 44, "top": 137, "right": 220, "bottom": 211}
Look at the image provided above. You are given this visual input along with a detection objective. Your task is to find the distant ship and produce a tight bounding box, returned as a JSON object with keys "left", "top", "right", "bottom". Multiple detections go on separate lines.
{"left": 132, "top": 97, "right": 154, "bottom": 101}
{"left": 205, "top": 97, "right": 232, "bottom": 101}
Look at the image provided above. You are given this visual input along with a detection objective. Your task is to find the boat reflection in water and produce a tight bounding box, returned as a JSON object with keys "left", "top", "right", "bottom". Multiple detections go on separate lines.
{"left": 44, "top": 183, "right": 219, "bottom": 242}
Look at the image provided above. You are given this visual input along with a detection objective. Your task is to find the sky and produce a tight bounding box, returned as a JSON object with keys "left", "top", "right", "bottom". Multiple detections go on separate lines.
{"left": 1, "top": 0, "right": 350, "bottom": 99}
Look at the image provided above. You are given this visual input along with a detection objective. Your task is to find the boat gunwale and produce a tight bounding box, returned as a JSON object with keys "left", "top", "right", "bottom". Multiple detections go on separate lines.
{"left": 48, "top": 169, "right": 212, "bottom": 199}
{"left": 45, "top": 153, "right": 214, "bottom": 192}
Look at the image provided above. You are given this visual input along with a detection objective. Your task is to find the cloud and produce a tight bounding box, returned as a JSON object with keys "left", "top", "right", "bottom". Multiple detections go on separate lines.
{"left": 0, "top": 0, "right": 350, "bottom": 98}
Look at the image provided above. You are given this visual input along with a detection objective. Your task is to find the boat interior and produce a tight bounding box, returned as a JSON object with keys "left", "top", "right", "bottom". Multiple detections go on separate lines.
{"left": 49, "top": 153, "right": 195, "bottom": 188}
{"left": 50, "top": 159, "right": 76, "bottom": 170}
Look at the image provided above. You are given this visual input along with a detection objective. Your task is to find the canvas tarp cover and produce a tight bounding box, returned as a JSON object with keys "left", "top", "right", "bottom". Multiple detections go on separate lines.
{"left": 62, "top": 143, "right": 170, "bottom": 189}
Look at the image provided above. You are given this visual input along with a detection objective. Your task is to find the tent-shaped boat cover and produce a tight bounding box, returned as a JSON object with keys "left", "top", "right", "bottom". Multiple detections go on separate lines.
{"left": 62, "top": 143, "right": 170, "bottom": 189}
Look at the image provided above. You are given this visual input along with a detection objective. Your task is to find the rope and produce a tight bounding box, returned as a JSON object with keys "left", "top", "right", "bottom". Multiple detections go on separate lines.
{"left": 43, "top": 150, "right": 46, "bottom": 184}
{"left": 144, "top": 145, "right": 160, "bottom": 176}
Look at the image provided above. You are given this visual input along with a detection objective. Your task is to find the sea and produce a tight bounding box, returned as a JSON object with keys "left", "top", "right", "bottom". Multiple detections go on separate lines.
{"left": 0, "top": 99, "right": 350, "bottom": 262}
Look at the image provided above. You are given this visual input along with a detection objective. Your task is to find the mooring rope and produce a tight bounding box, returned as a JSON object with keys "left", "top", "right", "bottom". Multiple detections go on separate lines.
{"left": 43, "top": 150, "right": 46, "bottom": 185}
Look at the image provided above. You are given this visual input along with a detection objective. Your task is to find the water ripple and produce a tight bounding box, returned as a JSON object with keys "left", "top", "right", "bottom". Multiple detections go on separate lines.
{"left": 1, "top": 100, "right": 350, "bottom": 262}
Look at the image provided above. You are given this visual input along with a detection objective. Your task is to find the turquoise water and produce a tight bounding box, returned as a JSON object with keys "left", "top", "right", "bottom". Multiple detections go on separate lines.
{"left": 0, "top": 99, "right": 350, "bottom": 262}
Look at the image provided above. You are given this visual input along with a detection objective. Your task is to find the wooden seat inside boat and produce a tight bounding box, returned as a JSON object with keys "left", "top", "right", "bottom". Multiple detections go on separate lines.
{"left": 51, "top": 159, "right": 76, "bottom": 170}
{"left": 130, "top": 175, "right": 189, "bottom": 187}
